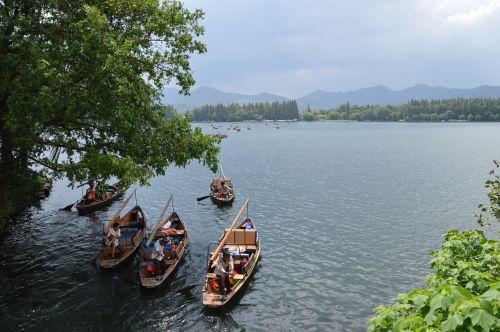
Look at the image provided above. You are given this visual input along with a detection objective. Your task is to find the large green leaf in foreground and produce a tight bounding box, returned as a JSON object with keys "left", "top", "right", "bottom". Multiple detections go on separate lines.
{"left": 368, "top": 230, "right": 500, "bottom": 331}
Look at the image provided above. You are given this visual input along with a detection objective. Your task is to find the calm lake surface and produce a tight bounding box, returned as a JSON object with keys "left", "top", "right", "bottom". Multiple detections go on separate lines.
{"left": 1, "top": 122, "right": 500, "bottom": 331}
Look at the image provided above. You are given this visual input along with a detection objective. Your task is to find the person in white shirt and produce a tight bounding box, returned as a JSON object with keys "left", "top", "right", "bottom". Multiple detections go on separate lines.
{"left": 151, "top": 238, "right": 166, "bottom": 276}
{"left": 211, "top": 249, "right": 234, "bottom": 295}
{"left": 243, "top": 219, "right": 253, "bottom": 229}
{"left": 106, "top": 222, "right": 122, "bottom": 258}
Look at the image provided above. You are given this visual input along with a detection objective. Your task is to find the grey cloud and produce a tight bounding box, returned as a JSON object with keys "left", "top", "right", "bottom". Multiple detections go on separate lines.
{"left": 181, "top": 0, "right": 500, "bottom": 98}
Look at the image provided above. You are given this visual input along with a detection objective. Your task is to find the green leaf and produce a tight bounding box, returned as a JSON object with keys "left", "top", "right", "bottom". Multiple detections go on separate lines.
{"left": 424, "top": 310, "right": 438, "bottom": 324}
{"left": 442, "top": 313, "right": 464, "bottom": 331}
{"left": 450, "top": 286, "right": 472, "bottom": 301}
{"left": 481, "top": 288, "right": 500, "bottom": 301}
{"left": 430, "top": 294, "right": 451, "bottom": 313}
{"left": 468, "top": 309, "right": 497, "bottom": 331}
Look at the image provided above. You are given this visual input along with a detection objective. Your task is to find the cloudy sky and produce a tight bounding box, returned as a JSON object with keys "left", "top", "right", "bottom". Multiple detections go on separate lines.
{"left": 182, "top": 0, "right": 500, "bottom": 98}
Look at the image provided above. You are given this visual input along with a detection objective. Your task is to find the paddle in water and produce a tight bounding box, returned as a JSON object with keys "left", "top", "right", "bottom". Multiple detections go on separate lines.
{"left": 196, "top": 195, "right": 211, "bottom": 202}
{"left": 60, "top": 181, "right": 89, "bottom": 210}
{"left": 61, "top": 201, "right": 79, "bottom": 211}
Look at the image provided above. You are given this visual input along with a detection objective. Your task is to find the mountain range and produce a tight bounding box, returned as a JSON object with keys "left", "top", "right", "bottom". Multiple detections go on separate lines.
{"left": 161, "top": 84, "right": 500, "bottom": 112}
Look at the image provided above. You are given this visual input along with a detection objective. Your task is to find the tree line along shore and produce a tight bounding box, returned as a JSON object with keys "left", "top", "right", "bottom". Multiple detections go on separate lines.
{"left": 175, "top": 98, "right": 500, "bottom": 122}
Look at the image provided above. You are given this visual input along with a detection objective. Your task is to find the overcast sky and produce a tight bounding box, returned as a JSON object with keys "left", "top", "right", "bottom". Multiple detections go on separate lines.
{"left": 182, "top": 0, "right": 500, "bottom": 98}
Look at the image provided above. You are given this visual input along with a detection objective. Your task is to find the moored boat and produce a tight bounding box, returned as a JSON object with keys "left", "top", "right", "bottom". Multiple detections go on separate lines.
{"left": 97, "top": 190, "right": 147, "bottom": 269}
{"left": 139, "top": 194, "right": 188, "bottom": 288}
{"left": 202, "top": 199, "right": 260, "bottom": 307}
{"left": 75, "top": 183, "right": 123, "bottom": 214}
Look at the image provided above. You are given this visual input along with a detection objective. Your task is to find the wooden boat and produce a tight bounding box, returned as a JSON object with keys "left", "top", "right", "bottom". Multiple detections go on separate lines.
{"left": 97, "top": 190, "right": 147, "bottom": 269}
{"left": 75, "top": 183, "right": 123, "bottom": 214}
{"left": 202, "top": 199, "right": 261, "bottom": 307}
{"left": 139, "top": 210, "right": 188, "bottom": 288}
{"left": 210, "top": 177, "right": 235, "bottom": 205}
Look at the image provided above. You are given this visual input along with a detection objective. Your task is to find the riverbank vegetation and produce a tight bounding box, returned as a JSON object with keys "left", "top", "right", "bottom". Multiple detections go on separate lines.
{"left": 301, "top": 98, "right": 500, "bottom": 122}
{"left": 189, "top": 100, "right": 299, "bottom": 122}
{"left": 0, "top": 1, "right": 218, "bottom": 222}
{"left": 368, "top": 163, "right": 500, "bottom": 331}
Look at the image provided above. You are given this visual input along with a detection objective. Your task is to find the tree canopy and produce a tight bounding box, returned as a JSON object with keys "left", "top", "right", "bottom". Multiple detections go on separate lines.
{"left": 189, "top": 100, "right": 300, "bottom": 122}
{"left": 0, "top": 0, "right": 219, "bottom": 217}
{"left": 300, "top": 98, "right": 500, "bottom": 122}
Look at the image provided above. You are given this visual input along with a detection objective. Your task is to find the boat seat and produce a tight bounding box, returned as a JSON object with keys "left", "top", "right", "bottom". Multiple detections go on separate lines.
{"left": 120, "top": 227, "right": 139, "bottom": 233}
{"left": 223, "top": 229, "right": 257, "bottom": 245}
{"left": 223, "top": 244, "right": 257, "bottom": 253}
{"left": 118, "top": 237, "right": 132, "bottom": 246}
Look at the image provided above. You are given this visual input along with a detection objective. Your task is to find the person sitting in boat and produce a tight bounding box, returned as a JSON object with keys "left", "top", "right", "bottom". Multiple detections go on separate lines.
{"left": 218, "top": 181, "right": 232, "bottom": 198}
{"left": 211, "top": 249, "right": 234, "bottom": 296}
{"left": 85, "top": 181, "right": 97, "bottom": 202}
{"left": 105, "top": 222, "right": 122, "bottom": 258}
{"left": 151, "top": 238, "right": 167, "bottom": 276}
{"left": 163, "top": 214, "right": 178, "bottom": 229}
{"left": 107, "top": 184, "right": 118, "bottom": 193}
{"left": 243, "top": 218, "right": 253, "bottom": 229}
{"left": 166, "top": 238, "right": 177, "bottom": 259}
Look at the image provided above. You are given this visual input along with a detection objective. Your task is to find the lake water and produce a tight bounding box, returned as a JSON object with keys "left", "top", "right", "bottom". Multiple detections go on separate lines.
{"left": 1, "top": 122, "right": 499, "bottom": 331}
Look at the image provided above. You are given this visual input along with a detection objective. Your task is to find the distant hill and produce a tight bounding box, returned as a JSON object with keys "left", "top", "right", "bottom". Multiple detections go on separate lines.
{"left": 161, "top": 84, "right": 500, "bottom": 112}
{"left": 296, "top": 84, "right": 500, "bottom": 111}
{"left": 161, "top": 86, "right": 289, "bottom": 112}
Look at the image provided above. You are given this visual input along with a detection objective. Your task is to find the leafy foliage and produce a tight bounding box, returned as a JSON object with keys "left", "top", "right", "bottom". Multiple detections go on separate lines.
{"left": 189, "top": 101, "right": 300, "bottom": 122}
{"left": 300, "top": 98, "right": 500, "bottom": 122}
{"left": 0, "top": 0, "right": 219, "bottom": 197}
{"left": 368, "top": 230, "right": 500, "bottom": 331}
{"left": 477, "top": 160, "right": 500, "bottom": 226}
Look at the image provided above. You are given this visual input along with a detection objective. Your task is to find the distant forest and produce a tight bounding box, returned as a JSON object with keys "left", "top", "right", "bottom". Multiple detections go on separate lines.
{"left": 300, "top": 98, "right": 500, "bottom": 121}
{"left": 189, "top": 101, "right": 299, "bottom": 122}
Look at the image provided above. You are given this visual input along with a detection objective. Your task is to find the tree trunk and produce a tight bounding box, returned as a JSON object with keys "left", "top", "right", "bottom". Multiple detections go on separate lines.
{"left": 0, "top": 91, "right": 14, "bottom": 219}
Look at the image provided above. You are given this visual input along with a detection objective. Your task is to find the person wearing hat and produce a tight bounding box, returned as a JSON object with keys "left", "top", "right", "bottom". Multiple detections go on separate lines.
{"left": 151, "top": 238, "right": 167, "bottom": 277}
{"left": 211, "top": 248, "right": 234, "bottom": 296}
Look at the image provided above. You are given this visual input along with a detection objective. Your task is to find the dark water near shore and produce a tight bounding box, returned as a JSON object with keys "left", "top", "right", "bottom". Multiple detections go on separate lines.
{"left": 1, "top": 122, "right": 500, "bottom": 331}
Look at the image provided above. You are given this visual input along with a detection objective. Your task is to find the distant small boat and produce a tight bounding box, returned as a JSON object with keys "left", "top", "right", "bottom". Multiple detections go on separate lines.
{"left": 75, "top": 183, "right": 123, "bottom": 214}
{"left": 139, "top": 199, "right": 188, "bottom": 288}
{"left": 212, "top": 132, "right": 228, "bottom": 139}
{"left": 202, "top": 199, "right": 260, "bottom": 307}
{"left": 97, "top": 190, "right": 147, "bottom": 269}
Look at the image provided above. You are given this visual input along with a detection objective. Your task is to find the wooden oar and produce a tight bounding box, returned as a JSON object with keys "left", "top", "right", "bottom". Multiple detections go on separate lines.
{"left": 146, "top": 193, "right": 174, "bottom": 247}
{"left": 209, "top": 198, "right": 249, "bottom": 262}
{"left": 61, "top": 200, "right": 80, "bottom": 211}
{"left": 103, "top": 188, "right": 136, "bottom": 234}
{"left": 219, "top": 163, "right": 226, "bottom": 179}
{"left": 196, "top": 195, "right": 211, "bottom": 202}
{"left": 112, "top": 188, "right": 136, "bottom": 218}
